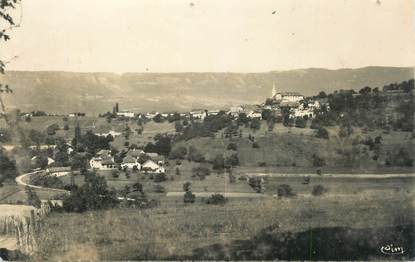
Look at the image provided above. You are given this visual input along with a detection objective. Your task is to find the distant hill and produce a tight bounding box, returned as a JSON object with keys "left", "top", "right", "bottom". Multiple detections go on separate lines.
{"left": 0, "top": 66, "right": 412, "bottom": 115}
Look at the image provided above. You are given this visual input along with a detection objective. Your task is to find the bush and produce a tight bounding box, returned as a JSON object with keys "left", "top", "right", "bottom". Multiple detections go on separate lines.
{"left": 248, "top": 177, "right": 265, "bottom": 193}
{"left": 25, "top": 186, "right": 41, "bottom": 208}
{"left": 153, "top": 173, "right": 167, "bottom": 182}
{"left": 295, "top": 117, "right": 307, "bottom": 128}
{"left": 111, "top": 170, "right": 119, "bottom": 178}
{"left": 315, "top": 127, "right": 329, "bottom": 139}
{"left": 192, "top": 166, "right": 211, "bottom": 180}
{"left": 225, "top": 153, "right": 239, "bottom": 167}
{"left": 276, "top": 184, "right": 296, "bottom": 198}
{"left": 312, "top": 184, "right": 328, "bottom": 196}
{"left": 153, "top": 184, "right": 166, "bottom": 193}
{"left": 227, "top": 142, "right": 238, "bottom": 151}
{"left": 187, "top": 146, "right": 205, "bottom": 162}
{"left": 312, "top": 154, "right": 325, "bottom": 167}
{"left": 169, "top": 146, "right": 187, "bottom": 160}
{"left": 206, "top": 193, "right": 227, "bottom": 205}
{"left": 183, "top": 191, "right": 195, "bottom": 203}
{"left": 252, "top": 142, "right": 260, "bottom": 148}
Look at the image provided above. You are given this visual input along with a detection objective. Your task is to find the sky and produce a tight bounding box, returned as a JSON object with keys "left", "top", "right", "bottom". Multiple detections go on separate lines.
{"left": 1, "top": 0, "right": 414, "bottom": 73}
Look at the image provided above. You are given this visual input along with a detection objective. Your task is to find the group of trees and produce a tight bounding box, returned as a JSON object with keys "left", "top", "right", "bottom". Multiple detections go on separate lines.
{"left": 312, "top": 79, "right": 414, "bottom": 132}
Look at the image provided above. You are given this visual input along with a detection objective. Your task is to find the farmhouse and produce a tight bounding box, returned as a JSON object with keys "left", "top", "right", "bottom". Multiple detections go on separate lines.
{"left": 46, "top": 166, "right": 72, "bottom": 176}
{"left": 141, "top": 160, "right": 165, "bottom": 174}
{"left": 190, "top": 109, "right": 207, "bottom": 120}
{"left": 116, "top": 111, "right": 135, "bottom": 118}
{"left": 247, "top": 111, "right": 262, "bottom": 119}
{"left": 121, "top": 155, "right": 140, "bottom": 170}
{"left": 90, "top": 156, "right": 117, "bottom": 170}
{"left": 94, "top": 130, "right": 122, "bottom": 137}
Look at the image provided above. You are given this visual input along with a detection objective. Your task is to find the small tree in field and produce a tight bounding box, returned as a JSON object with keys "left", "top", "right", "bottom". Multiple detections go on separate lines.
{"left": 25, "top": 186, "right": 41, "bottom": 208}
{"left": 312, "top": 184, "right": 328, "bottom": 196}
{"left": 206, "top": 193, "right": 226, "bottom": 205}
{"left": 184, "top": 191, "right": 195, "bottom": 203}
{"left": 277, "top": 184, "right": 296, "bottom": 198}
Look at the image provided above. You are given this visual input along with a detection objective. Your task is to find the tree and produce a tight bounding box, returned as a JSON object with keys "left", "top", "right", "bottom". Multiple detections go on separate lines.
{"left": 0, "top": 149, "right": 17, "bottom": 182}
{"left": 175, "top": 167, "right": 181, "bottom": 176}
{"left": 277, "top": 184, "right": 296, "bottom": 198}
{"left": 248, "top": 177, "right": 265, "bottom": 193}
{"left": 206, "top": 193, "right": 226, "bottom": 205}
{"left": 0, "top": 0, "right": 22, "bottom": 74}
{"left": 250, "top": 118, "right": 261, "bottom": 131}
{"left": 63, "top": 124, "right": 69, "bottom": 131}
{"left": 192, "top": 166, "right": 211, "bottom": 180}
{"left": 187, "top": 145, "right": 205, "bottom": 162}
{"left": 0, "top": 129, "right": 11, "bottom": 143}
{"left": 317, "top": 91, "right": 327, "bottom": 98}
{"left": 183, "top": 191, "right": 195, "bottom": 203}
{"left": 225, "top": 153, "right": 239, "bottom": 167}
{"left": 183, "top": 181, "right": 192, "bottom": 192}
{"left": 227, "top": 142, "right": 238, "bottom": 151}
{"left": 312, "top": 154, "right": 325, "bottom": 167}
{"left": 169, "top": 146, "right": 187, "bottom": 160}
{"left": 212, "top": 154, "right": 225, "bottom": 170}
{"left": 25, "top": 186, "right": 41, "bottom": 208}
{"left": 46, "top": 123, "right": 60, "bottom": 136}
{"left": 28, "top": 129, "right": 45, "bottom": 145}
{"left": 312, "top": 185, "right": 328, "bottom": 196}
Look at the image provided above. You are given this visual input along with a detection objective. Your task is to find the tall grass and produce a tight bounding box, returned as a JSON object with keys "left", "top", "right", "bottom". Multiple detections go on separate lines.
{"left": 34, "top": 193, "right": 414, "bottom": 260}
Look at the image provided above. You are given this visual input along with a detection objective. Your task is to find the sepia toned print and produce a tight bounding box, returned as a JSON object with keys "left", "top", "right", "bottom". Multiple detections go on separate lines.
{"left": 0, "top": 0, "right": 414, "bottom": 261}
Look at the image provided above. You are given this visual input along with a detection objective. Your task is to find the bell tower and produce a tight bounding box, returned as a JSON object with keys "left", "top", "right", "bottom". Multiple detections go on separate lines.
{"left": 271, "top": 81, "right": 277, "bottom": 98}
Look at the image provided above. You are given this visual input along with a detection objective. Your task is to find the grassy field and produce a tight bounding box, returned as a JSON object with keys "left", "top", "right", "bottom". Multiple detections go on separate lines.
{"left": 33, "top": 185, "right": 415, "bottom": 260}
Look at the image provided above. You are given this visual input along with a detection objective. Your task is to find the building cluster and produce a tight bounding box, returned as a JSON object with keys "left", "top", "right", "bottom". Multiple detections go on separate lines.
{"left": 89, "top": 149, "right": 165, "bottom": 174}
{"left": 105, "top": 82, "right": 325, "bottom": 123}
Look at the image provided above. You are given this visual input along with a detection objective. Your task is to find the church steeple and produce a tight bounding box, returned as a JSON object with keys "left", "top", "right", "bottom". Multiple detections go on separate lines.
{"left": 271, "top": 81, "right": 277, "bottom": 97}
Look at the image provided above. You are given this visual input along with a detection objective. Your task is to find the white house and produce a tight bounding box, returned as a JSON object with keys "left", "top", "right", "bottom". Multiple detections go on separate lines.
{"left": 273, "top": 92, "right": 304, "bottom": 103}
{"left": 95, "top": 130, "right": 122, "bottom": 137}
{"left": 190, "top": 109, "right": 207, "bottom": 120}
{"left": 89, "top": 156, "right": 117, "bottom": 170}
{"left": 141, "top": 160, "right": 165, "bottom": 174}
{"left": 121, "top": 155, "right": 140, "bottom": 170}
{"left": 31, "top": 156, "right": 55, "bottom": 166}
{"left": 247, "top": 111, "right": 262, "bottom": 119}
{"left": 116, "top": 111, "right": 135, "bottom": 118}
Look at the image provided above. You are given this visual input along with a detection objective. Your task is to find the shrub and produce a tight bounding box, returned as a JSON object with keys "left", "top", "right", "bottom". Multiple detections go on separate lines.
{"left": 175, "top": 167, "right": 181, "bottom": 176}
{"left": 312, "top": 184, "right": 328, "bottom": 196}
{"left": 227, "top": 142, "right": 238, "bottom": 151}
{"left": 111, "top": 170, "right": 119, "bottom": 178}
{"left": 153, "top": 172, "right": 167, "bottom": 183}
{"left": 212, "top": 154, "right": 225, "bottom": 170}
{"left": 252, "top": 142, "right": 260, "bottom": 148}
{"left": 206, "top": 193, "right": 227, "bottom": 205}
{"left": 276, "top": 184, "right": 296, "bottom": 198}
{"left": 225, "top": 153, "right": 239, "bottom": 167}
{"left": 153, "top": 184, "right": 166, "bottom": 193}
{"left": 187, "top": 146, "right": 205, "bottom": 162}
{"left": 312, "top": 154, "right": 325, "bottom": 167}
{"left": 295, "top": 117, "right": 307, "bottom": 128}
{"left": 169, "top": 146, "right": 187, "bottom": 160}
{"left": 192, "top": 166, "right": 211, "bottom": 180}
{"left": 315, "top": 127, "right": 329, "bottom": 139}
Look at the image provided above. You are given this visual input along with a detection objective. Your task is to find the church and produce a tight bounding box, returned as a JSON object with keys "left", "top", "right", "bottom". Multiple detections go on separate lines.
{"left": 271, "top": 82, "right": 304, "bottom": 103}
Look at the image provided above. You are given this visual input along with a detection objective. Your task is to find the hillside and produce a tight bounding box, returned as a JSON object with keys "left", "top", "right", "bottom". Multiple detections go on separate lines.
{"left": 0, "top": 66, "right": 412, "bottom": 114}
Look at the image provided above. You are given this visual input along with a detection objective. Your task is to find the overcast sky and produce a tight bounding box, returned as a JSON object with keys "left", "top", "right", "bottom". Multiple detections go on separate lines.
{"left": 2, "top": 0, "right": 414, "bottom": 73}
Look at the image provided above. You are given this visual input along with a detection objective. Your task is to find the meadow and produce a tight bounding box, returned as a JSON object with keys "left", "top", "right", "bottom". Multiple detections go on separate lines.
{"left": 33, "top": 185, "right": 415, "bottom": 260}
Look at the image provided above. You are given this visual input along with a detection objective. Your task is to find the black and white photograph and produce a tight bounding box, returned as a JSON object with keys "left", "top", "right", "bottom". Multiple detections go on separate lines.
{"left": 0, "top": 0, "right": 414, "bottom": 260}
